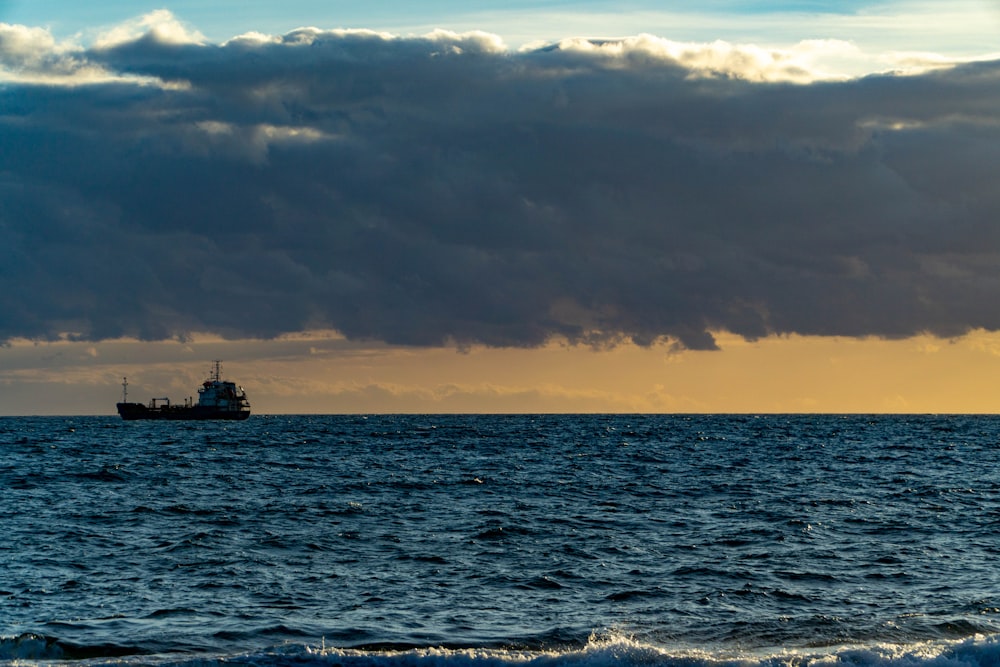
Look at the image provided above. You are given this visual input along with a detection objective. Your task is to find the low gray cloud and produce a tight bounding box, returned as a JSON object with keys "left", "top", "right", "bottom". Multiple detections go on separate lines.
{"left": 2, "top": 20, "right": 1000, "bottom": 350}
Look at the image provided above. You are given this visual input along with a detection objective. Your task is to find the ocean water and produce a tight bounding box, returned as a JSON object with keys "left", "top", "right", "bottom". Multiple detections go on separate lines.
{"left": 3, "top": 414, "right": 1000, "bottom": 667}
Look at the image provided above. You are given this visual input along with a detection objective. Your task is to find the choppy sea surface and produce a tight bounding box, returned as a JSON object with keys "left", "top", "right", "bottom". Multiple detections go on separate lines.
{"left": 4, "top": 414, "right": 1000, "bottom": 667}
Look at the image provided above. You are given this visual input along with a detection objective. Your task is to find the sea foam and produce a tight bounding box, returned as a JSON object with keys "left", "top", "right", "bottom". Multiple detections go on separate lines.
{"left": 7, "top": 632, "right": 999, "bottom": 667}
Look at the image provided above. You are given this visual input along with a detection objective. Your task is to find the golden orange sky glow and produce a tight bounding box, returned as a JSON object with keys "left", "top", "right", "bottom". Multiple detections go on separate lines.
{"left": 2, "top": 331, "right": 999, "bottom": 415}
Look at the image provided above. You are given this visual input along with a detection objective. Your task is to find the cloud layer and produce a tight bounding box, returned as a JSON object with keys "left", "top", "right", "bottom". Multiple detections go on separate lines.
{"left": 3, "top": 13, "right": 1000, "bottom": 350}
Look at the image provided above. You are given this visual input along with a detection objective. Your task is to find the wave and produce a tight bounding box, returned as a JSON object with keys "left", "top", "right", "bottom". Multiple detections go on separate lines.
{"left": 5, "top": 632, "right": 1000, "bottom": 667}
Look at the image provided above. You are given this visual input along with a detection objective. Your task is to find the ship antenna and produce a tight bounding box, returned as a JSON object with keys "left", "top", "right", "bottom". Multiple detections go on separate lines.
{"left": 122, "top": 377, "right": 128, "bottom": 403}
{"left": 212, "top": 360, "right": 222, "bottom": 382}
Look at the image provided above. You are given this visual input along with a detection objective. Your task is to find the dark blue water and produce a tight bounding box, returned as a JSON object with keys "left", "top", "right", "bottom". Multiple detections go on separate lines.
{"left": 4, "top": 414, "right": 1000, "bottom": 667}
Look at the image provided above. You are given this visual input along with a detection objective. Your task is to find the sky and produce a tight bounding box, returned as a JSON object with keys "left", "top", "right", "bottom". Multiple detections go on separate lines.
{"left": 2, "top": 1, "right": 1000, "bottom": 414}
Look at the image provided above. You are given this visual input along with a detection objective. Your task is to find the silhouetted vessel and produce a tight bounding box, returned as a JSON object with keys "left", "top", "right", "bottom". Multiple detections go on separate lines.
{"left": 117, "top": 361, "right": 251, "bottom": 420}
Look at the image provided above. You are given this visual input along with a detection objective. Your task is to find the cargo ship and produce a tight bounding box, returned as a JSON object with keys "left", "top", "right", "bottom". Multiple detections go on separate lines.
{"left": 116, "top": 361, "right": 251, "bottom": 420}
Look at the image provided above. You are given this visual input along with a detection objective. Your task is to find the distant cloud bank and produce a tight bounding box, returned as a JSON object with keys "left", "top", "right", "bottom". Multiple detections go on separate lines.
{"left": 3, "top": 12, "right": 1000, "bottom": 350}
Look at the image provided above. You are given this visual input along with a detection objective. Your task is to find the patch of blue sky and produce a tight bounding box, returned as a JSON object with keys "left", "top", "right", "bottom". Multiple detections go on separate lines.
{"left": 3, "top": 0, "right": 999, "bottom": 60}
{"left": 689, "top": 0, "right": 873, "bottom": 12}
{"left": 0, "top": 0, "right": 892, "bottom": 39}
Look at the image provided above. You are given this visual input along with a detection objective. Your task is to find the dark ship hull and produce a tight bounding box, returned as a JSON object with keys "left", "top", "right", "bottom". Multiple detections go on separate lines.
{"left": 117, "top": 402, "right": 250, "bottom": 421}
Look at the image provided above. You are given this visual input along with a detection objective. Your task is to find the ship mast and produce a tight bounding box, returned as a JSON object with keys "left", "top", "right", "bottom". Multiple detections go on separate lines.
{"left": 122, "top": 377, "right": 128, "bottom": 403}
{"left": 211, "top": 360, "right": 222, "bottom": 382}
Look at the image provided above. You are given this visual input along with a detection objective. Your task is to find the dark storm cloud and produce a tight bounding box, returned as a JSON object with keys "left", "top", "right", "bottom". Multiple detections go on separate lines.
{"left": 3, "top": 23, "right": 1000, "bottom": 350}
